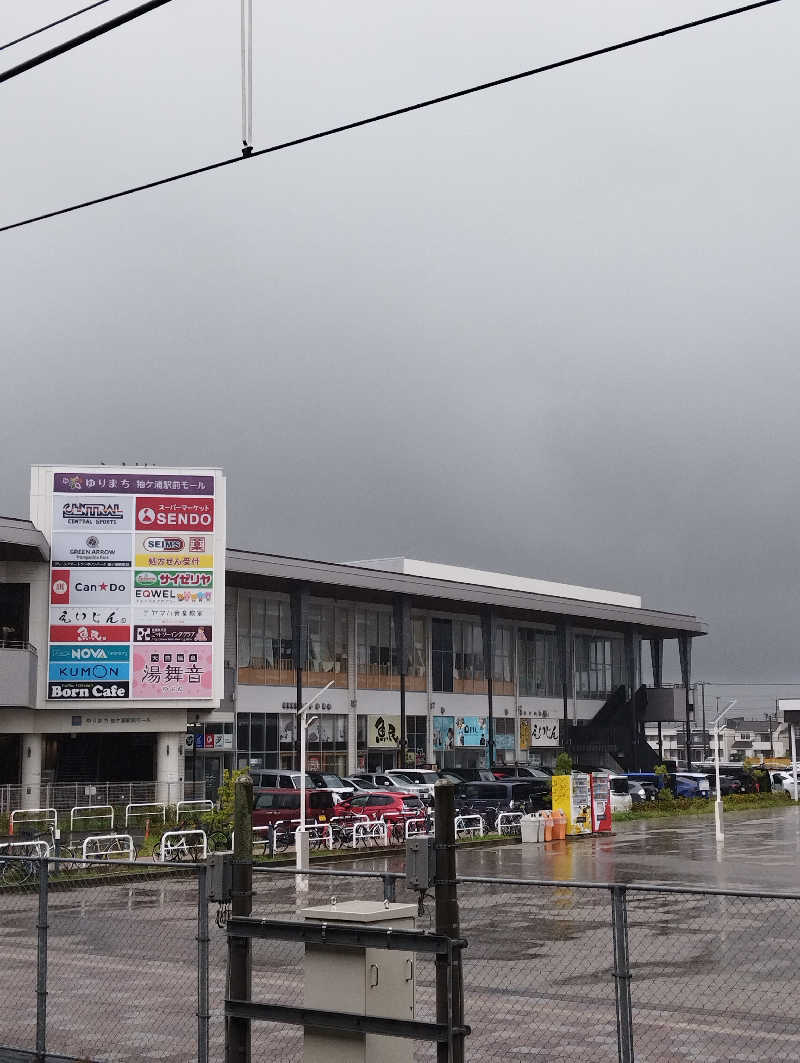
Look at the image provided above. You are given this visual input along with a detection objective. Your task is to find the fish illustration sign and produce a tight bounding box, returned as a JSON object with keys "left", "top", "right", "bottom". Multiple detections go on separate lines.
{"left": 31, "top": 465, "right": 226, "bottom": 703}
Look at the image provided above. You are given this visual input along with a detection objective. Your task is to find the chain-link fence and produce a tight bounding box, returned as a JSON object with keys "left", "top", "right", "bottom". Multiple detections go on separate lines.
{"left": 0, "top": 856, "right": 207, "bottom": 1063}
{"left": 3, "top": 859, "right": 800, "bottom": 1061}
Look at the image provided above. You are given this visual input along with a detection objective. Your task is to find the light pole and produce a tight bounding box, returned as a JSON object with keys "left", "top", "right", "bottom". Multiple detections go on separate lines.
{"left": 712, "top": 698, "right": 737, "bottom": 843}
{"left": 297, "top": 680, "right": 334, "bottom": 873}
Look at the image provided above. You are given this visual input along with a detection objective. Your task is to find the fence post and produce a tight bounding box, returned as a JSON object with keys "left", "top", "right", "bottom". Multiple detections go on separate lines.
{"left": 226, "top": 773, "right": 253, "bottom": 1063}
{"left": 435, "top": 780, "right": 464, "bottom": 1063}
{"left": 36, "top": 857, "right": 49, "bottom": 1061}
{"left": 197, "top": 864, "right": 210, "bottom": 1063}
{"left": 382, "top": 872, "right": 397, "bottom": 903}
{"left": 610, "top": 885, "right": 634, "bottom": 1063}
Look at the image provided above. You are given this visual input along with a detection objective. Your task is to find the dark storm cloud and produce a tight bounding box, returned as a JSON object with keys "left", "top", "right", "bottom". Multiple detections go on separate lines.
{"left": 1, "top": 1, "right": 798, "bottom": 684}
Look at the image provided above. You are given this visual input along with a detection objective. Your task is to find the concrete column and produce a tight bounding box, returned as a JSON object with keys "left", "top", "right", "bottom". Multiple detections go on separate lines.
{"left": 20, "top": 733, "right": 42, "bottom": 809}
{"left": 347, "top": 609, "right": 358, "bottom": 775}
{"left": 156, "top": 732, "right": 183, "bottom": 805}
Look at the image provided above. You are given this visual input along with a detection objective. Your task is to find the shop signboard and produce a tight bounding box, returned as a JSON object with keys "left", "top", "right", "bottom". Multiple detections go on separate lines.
{"left": 36, "top": 464, "right": 225, "bottom": 703}
{"left": 520, "top": 719, "right": 531, "bottom": 750}
{"left": 433, "top": 716, "right": 455, "bottom": 751}
{"left": 131, "top": 644, "right": 213, "bottom": 698}
{"left": 454, "top": 716, "right": 487, "bottom": 748}
{"left": 51, "top": 532, "right": 131, "bottom": 568}
{"left": 368, "top": 714, "right": 401, "bottom": 747}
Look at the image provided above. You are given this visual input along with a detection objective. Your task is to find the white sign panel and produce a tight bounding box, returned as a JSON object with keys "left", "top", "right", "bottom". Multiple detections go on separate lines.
{"left": 52, "top": 496, "right": 134, "bottom": 531}
{"left": 51, "top": 532, "right": 132, "bottom": 569}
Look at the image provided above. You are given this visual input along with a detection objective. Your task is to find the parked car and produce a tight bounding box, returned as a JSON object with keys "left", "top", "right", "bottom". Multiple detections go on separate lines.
{"left": 608, "top": 776, "right": 633, "bottom": 814}
{"left": 438, "top": 768, "right": 497, "bottom": 783}
{"left": 385, "top": 769, "right": 438, "bottom": 804}
{"left": 453, "top": 781, "right": 550, "bottom": 825}
{"left": 343, "top": 776, "right": 383, "bottom": 792}
{"left": 673, "top": 773, "right": 711, "bottom": 798}
{"left": 717, "top": 774, "right": 743, "bottom": 796}
{"left": 250, "top": 770, "right": 313, "bottom": 790}
{"left": 639, "top": 781, "right": 659, "bottom": 802}
{"left": 493, "top": 766, "right": 553, "bottom": 787}
{"left": 307, "top": 772, "right": 354, "bottom": 798}
{"left": 627, "top": 779, "right": 647, "bottom": 804}
{"left": 252, "top": 787, "right": 338, "bottom": 827}
{"left": 338, "top": 791, "right": 427, "bottom": 823}
{"left": 350, "top": 772, "right": 400, "bottom": 789}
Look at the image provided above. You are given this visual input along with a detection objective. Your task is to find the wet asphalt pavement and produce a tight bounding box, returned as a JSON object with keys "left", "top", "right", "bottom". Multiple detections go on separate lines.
{"left": 324, "top": 804, "right": 800, "bottom": 893}
{"left": 3, "top": 806, "right": 800, "bottom": 1062}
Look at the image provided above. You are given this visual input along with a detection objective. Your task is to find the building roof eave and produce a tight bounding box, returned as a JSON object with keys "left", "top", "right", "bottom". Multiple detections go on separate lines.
{"left": 226, "top": 548, "right": 708, "bottom": 638}
{"left": 0, "top": 516, "right": 49, "bottom": 562}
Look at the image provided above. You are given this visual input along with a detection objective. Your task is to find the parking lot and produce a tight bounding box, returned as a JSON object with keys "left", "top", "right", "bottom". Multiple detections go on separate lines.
{"left": 2, "top": 805, "right": 800, "bottom": 1061}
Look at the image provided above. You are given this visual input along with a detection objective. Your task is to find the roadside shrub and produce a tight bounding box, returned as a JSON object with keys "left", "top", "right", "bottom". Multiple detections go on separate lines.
{"left": 554, "top": 752, "right": 573, "bottom": 775}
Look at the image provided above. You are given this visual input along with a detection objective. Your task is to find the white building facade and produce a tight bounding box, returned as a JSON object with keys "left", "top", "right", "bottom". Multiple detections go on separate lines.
{"left": 0, "top": 467, "right": 708, "bottom": 806}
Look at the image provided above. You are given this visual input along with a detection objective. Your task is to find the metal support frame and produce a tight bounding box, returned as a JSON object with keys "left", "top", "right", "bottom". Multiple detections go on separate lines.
{"left": 435, "top": 780, "right": 465, "bottom": 1063}
{"left": 36, "top": 859, "right": 48, "bottom": 1061}
{"left": 610, "top": 885, "right": 634, "bottom": 1063}
{"left": 224, "top": 917, "right": 469, "bottom": 1045}
{"left": 677, "top": 633, "right": 692, "bottom": 767}
{"left": 226, "top": 774, "right": 253, "bottom": 1063}
{"left": 481, "top": 608, "right": 495, "bottom": 767}
{"left": 197, "top": 864, "right": 210, "bottom": 1063}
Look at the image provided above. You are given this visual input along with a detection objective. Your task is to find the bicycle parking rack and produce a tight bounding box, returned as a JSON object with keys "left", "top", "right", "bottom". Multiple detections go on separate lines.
{"left": 70, "top": 804, "right": 114, "bottom": 831}
{"left": 495, "top": 812, "right": 523, "bottom": 835}
{"left": 9, "top": 808, "right": 57, "bottom": 833}
{"left": 125, "top": 801, "right": 167, "bottom": 827}
{"left": 176, "top": 799, "right": 214, "bottom": 817}
{"left": 454, "top": 814, "right": 485, "bottom": 839}
{"left": 0, "top": 839, "right": 52, "bottom": 857}
{"left": 295, "top": 823, "right": 333, "bottom": 850}
{"left": 158, "top": 829, "right": 208, "bottom": 862}
{"left": 82, "top": 833, "right": 135, "bottom": 862}
{"left": 404, "top": 816, "right": 432, "bottom": 839}
{"left": 224, "top": 916, "right": 470, "bottom": 1053}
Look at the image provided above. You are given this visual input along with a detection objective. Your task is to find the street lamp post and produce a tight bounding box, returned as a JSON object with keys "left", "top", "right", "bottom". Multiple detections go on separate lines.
{"left": 712, "top": 699, "right": 737, "bottom": 843}
{"left": 297, "top": 680, "right": 335, "bottom": 874}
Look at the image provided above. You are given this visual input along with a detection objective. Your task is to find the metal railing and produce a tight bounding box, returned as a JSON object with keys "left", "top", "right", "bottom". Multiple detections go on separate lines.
{"left": 0, "top": 779, "right": 207, "bottom": 814}
{"left": 70, "top": 804, "right": 114, "bottom": 830}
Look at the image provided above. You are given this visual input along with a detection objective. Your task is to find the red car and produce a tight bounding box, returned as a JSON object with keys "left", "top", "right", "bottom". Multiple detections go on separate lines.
{"left": 338, "top": 790, "right": 427, "bottom": 823}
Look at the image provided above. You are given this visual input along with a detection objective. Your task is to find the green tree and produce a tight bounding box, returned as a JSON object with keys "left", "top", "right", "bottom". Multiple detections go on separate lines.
{"left": 555, "top": 752, "right": 573, "bottom": 775}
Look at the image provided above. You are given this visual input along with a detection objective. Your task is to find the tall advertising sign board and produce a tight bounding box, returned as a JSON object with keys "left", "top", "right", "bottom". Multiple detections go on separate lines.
{"left": 31, "top": 466, "right": 225, "bottom": 705}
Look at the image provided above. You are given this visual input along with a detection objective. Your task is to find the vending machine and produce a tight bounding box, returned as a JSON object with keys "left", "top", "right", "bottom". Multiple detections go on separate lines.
{"left": 590, "top": 773, "right": 613, "bottom": 833}
{"left": 550, "top": 772, "right": 592, "bottom": 836}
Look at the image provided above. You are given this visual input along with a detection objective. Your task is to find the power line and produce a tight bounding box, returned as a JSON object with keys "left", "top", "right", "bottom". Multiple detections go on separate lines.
{"left": 0, "top": 0, "right": 176, "bottom": 84}
{"left": 0, "top": 1, "right": 117, "bottom": 53}
{"left": 0, "top": 0, "right": 785, "bottom": 234}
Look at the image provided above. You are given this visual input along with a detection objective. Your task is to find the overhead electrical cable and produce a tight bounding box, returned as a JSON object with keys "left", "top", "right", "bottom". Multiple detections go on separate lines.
{"left": 0, "top": 0, "right": 785, "bottom": 234}
{"left": 0, "top": 1, "right": 117, "bottom": 53}
{"left": 0, "top": 0, "right": 177, "bottom": 83}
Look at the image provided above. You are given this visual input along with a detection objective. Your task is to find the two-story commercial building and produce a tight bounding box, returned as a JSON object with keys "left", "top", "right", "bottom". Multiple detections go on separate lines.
{"left": 1, "top": 469, "right": 709, "bottom": 806}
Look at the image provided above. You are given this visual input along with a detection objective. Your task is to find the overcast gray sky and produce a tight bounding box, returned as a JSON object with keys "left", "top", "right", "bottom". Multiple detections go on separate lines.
{"left": 1, "top": 0, "right": 798, "bottom": 687}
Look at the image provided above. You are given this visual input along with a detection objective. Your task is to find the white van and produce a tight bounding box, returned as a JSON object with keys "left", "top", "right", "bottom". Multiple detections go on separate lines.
{"left": 608, "top": 775, "right": 633, "bottom": 814}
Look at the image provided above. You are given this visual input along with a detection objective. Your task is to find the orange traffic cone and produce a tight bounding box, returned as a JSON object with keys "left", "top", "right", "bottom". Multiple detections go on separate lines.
{"left": 8, "top": 817, "right": 13, "bottom": 836}
{"left": 145, "top": 817, "right": 150, "bottom": 840}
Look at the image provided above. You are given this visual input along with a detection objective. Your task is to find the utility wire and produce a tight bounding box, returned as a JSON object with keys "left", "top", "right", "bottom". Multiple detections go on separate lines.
{"left": 1, "top": 1, "right": 117, "bottom": 53}
{"left": 0, "top": 0, "right": 785, "bottom": 234}
{"left": 0, "top": 0, "right": 176, "bottom": 83}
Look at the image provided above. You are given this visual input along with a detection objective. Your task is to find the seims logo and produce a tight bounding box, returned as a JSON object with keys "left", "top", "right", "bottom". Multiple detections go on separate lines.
{"left": 143, "top": 537, "right": 185, "bottom": 552}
